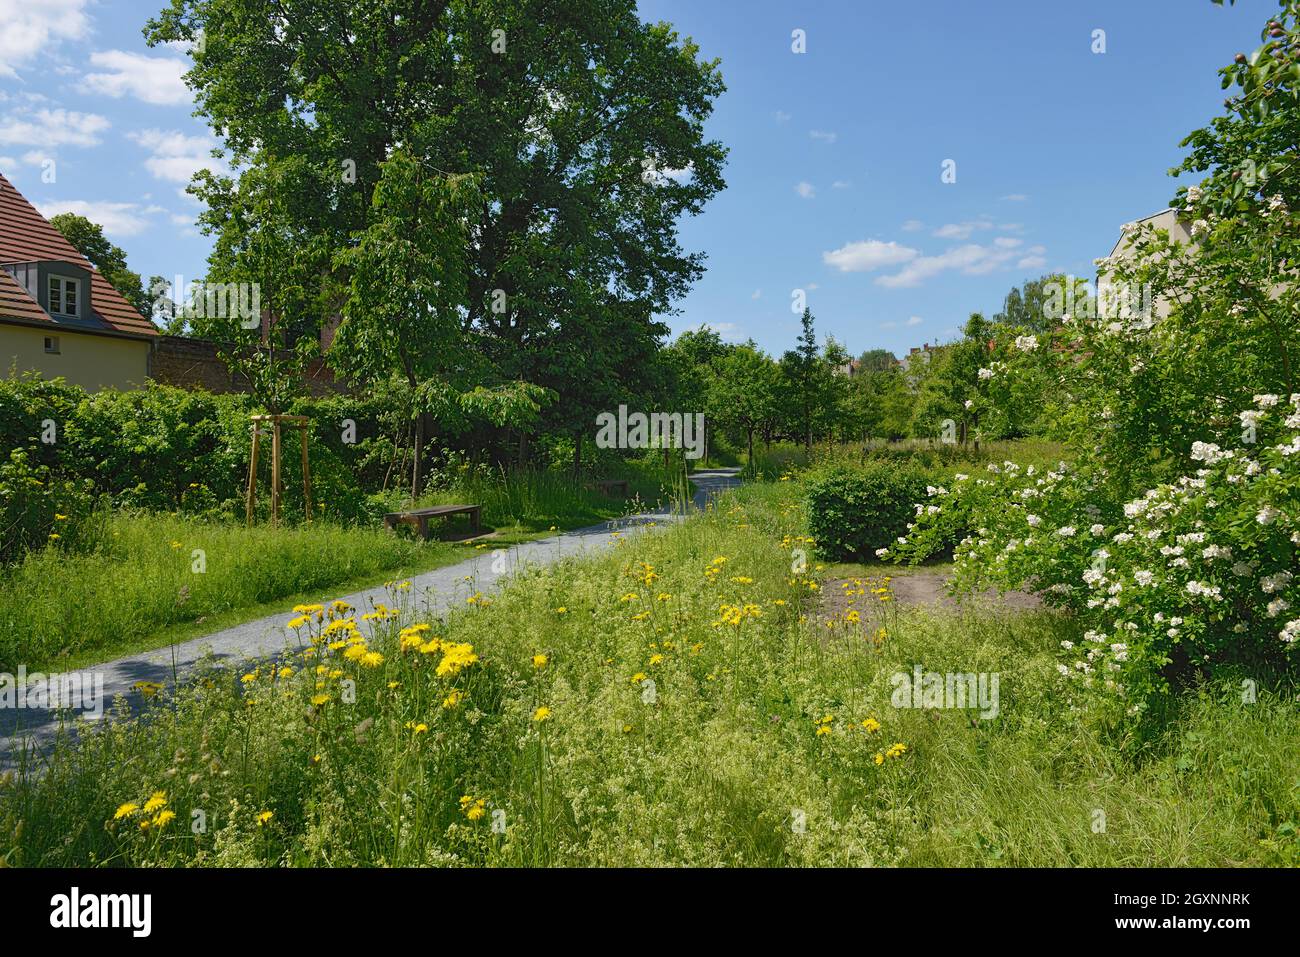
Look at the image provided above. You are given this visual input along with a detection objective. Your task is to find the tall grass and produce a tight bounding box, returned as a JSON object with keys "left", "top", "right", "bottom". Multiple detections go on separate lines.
{"left": 0, "top": 512, "right": 445, "bottom": 672}
{"left": 2, "top": 464, "right": 684, "bottom": 672}
{"left": 4, "top": 480, "right": 1295, "bottom": 867}
{"left": 748, "top": 437, "right": 1068, "bottom": 480}
{"left": 415, "top": 462, "right": 675, "bottom": 531}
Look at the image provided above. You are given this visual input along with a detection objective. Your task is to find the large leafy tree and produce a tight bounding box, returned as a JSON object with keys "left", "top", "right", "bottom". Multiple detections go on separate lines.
{"left": 993, "top": 273, "right": 1077, "bottom": 333}
{"left": 48, "top": 214, "right": 165, "bottom": 321}
{"left": 331, "top": 153, "right": 550, "bottom": 493}
{"left": 146, "top": 0, "right": 727, "bottom": 462}
{"left": 707, "top": 343, "right": 779, "bottom": 468}
{"left": 910, "top": 314, "right": 992, "bottom": 444}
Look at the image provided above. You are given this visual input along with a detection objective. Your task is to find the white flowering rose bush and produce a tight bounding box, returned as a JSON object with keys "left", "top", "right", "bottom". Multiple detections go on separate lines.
{"left": 885, "top": 394, "right": 1300, "bottom": 717}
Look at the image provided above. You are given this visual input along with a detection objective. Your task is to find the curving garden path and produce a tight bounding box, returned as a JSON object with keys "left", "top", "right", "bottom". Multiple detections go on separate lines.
{"left": 0, "top": 468, "right": 742, "bottom": 769}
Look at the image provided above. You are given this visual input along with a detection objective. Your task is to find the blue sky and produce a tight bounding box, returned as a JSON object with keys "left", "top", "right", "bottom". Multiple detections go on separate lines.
{"left": 0, "top": 0, "right": 1277, "bottom": 358}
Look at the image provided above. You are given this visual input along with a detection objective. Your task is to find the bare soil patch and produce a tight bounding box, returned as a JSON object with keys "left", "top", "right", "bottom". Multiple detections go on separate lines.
{"left": 816, "top": 569, "right": 1042, "bottom": 629}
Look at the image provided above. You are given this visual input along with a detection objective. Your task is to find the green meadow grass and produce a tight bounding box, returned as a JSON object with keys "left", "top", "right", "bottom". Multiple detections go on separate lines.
{"left": 1, "top": 467, "right": 679, "bottom": 673}
{"left": 3, "top": 480, "right": 1295, "bottom": 867}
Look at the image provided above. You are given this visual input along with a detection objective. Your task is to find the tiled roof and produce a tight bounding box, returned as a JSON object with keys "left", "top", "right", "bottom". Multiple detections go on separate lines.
{"left": 0, "top": 171, "right": 156, "bottom": 337}
{"left": 0, "top": 268, "right": 49, "bottom": 324}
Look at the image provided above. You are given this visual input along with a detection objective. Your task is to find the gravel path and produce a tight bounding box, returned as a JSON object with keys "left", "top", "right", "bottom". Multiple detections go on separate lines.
{"left": 0, "top": 468, "right": 741, "bottom": 768}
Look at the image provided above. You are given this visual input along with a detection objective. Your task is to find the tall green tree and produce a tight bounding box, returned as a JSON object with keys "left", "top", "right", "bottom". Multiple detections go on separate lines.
{"left": 331, "top": 154, "right": 549, "bottom": 494}
{"left": 707, "top": 343, "right": 778, "bottom": 467}
{"left": 147, "top": 0, "right": 727, "bottom": 458}
{"left": 780, "top": 307, "right": 826, "bottom": 449}
{"left": 48, "top": 213, "right": 165, "bottom": 320}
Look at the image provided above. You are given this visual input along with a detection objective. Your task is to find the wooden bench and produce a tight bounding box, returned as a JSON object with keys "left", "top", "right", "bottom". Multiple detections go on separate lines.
{"left": 591, "top": 479, "right": 629, "bottom": 497}
{"left": 383, "top": 504, "right": 482, "bottom": 539}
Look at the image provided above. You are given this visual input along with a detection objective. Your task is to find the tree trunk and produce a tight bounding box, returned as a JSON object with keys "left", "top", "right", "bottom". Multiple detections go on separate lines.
{"left": 411, "top": 414, "right": 424, "bottom": 499}
{"left": 747, "top": 428, "right": 754, "bottom": 469}
{"left": 572, "top": 429, "right": 583, "bottom": 478}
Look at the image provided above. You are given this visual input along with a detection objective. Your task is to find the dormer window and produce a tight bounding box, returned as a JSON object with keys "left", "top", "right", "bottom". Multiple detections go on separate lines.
{"left": 48, "top": 274, "right": 80, "bottom": 317}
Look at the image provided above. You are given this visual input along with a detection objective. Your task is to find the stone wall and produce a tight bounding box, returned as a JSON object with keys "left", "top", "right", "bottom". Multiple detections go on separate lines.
{"left": 149, "top": 335, "right": 345, "bottom": 397}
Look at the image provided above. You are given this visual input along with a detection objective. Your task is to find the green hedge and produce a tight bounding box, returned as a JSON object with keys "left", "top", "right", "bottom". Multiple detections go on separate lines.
{"left": 805, "top": 462, "right": 929, "bottom": 562}
{"left": 0, "top": 375, "right": 402, "bottom": 546}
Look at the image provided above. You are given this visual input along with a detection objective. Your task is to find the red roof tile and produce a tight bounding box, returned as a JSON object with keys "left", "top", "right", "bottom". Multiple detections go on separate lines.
{"left": 0, "top": 172, "right": 156, "bottom": 337}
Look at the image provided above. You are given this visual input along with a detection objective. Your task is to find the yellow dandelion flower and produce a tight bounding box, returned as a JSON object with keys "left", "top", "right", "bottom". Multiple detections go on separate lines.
{"left": 532, "top": 654, "right": 548, "bottom": 670}
{"left": 113, "top": 802, "right": 139, "bottom": 820}
{"left": 532, "top": 706, "right": 552, "bottom": 723}
{"left": 256, "top": 811, "right": 274, "bottom": 826}
{"left": 436, "top": 642, "right": 478, "bottom": 677}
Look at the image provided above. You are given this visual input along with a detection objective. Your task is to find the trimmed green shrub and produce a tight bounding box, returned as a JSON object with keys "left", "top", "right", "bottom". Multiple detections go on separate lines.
{"left": 805, "top": 462, "right": 929, "bottom": 562}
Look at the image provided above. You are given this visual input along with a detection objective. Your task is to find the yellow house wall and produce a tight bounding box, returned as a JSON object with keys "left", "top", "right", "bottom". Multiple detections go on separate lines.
{"left": 0, "top": 323, "right": 150, "bottom": 391}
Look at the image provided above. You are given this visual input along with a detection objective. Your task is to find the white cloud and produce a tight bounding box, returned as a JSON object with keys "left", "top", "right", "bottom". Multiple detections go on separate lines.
{"left": 0, "top": 155, "right": 15, "bottom": 169}
{"left": 932, "top": 220, "right": 995, "bottom": 240}
{"left": 993, "top": 236, "right": 1022, "bottom": 249}
{"left": 1017, "top": 254, "right": 1047, "bottom": 269}
{"left": 795, "top": 181, "right": 816, "bottom": 199}
{"left": 81, "top": 50, "right": 191, "bottom": 106}
{"left": 642, "top": 158, "right": 692, "bottom": 184}
{"left": 831, "top": 180, "right": 850, "bottom": 189}
{"left": 906, "top": 315, "right": 924, "bottom": 326}
{"left": 751, "top": 289, "right": 761, "bottom": 300}
{"left": 809, "top": 130, "right": 837, "bottom": 144}
{"left": 876, "top": 240, "right": 1047, "bottom": 288}
{"left": 128, "top": 128, "right": 227, "bottom": 185}
{"left": 774, "top": 110, "right": 792, "bottom": 123}
{"left": 0, "top": 0, "right": 90, "bottom": 78}
{"left": 823, "top": 239, "right": 918, "bottom": 273}
{"left": 901, "top": 219, "right": 924, "bottom": 232}
{"left": 34, "top": 199, "right": 153, "bottom": 237}
{"left": 0, "top": 109, "right": 110, "bottom": 148}
{"left": 1001, "top": 193, "right": 1028, "bottom": 201}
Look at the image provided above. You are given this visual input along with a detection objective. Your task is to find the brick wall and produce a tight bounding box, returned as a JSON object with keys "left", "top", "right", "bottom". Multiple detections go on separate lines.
{"left": 149, "top": 335, "right": 346, "bottom": 397}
